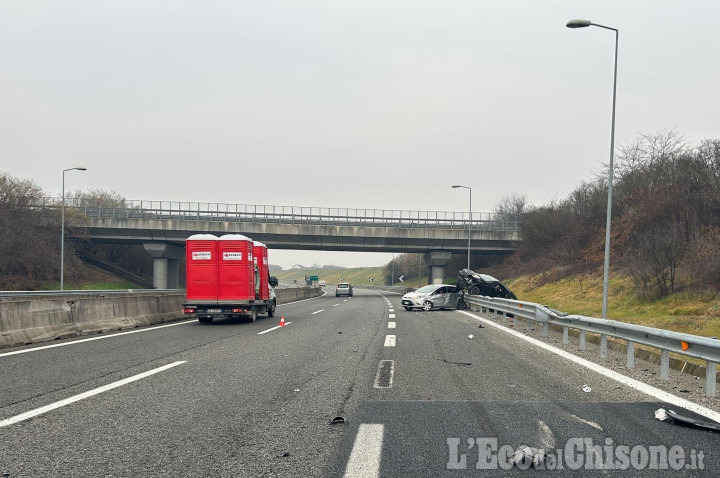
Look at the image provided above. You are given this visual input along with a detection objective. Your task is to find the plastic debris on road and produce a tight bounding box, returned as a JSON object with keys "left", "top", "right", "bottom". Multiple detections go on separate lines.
{"left": 655, "top": 408, "right": 720, "bottom": 433}
{"left": 582, "top": 384, "right": 592, "bottom": 393}
{"left": 468, "top": 334, "right": 474, "bottom": 339}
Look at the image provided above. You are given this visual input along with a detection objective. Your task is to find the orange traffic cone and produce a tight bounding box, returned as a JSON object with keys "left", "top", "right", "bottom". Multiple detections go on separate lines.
{"left": 279, "top": 316, "right": 286, "bottom": 327}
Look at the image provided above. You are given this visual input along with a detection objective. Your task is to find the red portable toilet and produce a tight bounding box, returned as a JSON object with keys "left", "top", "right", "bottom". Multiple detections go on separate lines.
{"left": 186, "top": 234, "right": 219, "bottom": 301}
{"left": 217, "top": 234, "right": 254, "bottom": 302}
{"left": 253, "top": 241, "right": 269, "bottom": 300}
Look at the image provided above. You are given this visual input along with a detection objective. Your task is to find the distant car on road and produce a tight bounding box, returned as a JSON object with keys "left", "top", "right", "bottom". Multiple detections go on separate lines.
{"left": 335, "top": 282, "right": 353, "bottom": 297}
{"left": 401, "top": 284, "right": 465, "bottom": 311}
{"left": 319, "top": 280, "right": 326, "bottom": 287}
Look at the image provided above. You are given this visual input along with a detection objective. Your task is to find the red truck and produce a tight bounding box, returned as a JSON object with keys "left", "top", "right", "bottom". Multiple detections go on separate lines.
{"left": 182, "top": 234, "right": 278, "bottom": 323}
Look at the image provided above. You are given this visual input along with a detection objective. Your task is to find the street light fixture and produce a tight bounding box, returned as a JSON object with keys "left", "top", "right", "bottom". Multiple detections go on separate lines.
{"left": 566, "top": 18, "right": 619, "bottom": 320}
{"left": 452, "top": 185, "right": 472, "bottom": 270}
{"left": 61, "top": 167, "right": 87, "bottom": 290}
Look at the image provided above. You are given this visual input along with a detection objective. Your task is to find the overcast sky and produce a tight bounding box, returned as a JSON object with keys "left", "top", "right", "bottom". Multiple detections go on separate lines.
{"left": 2, "top": 1, "right": 719, "bottom": 268}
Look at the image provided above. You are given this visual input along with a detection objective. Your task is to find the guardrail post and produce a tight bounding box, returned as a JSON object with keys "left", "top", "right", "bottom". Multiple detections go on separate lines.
{"left": 513, "top": 316, "right": 518, "bottom": 329}
{"left": 660, "top": 350, "right": 670, "bottom": 380}
{"left": 600, "top": 334, "right": 608, "bottom": 359}
{"left": 525, "top": 319, "right": 531, "bottom": 332}
{"left": 562, "top": 327, "right": 569, "bottom": 346}
{"left": 579, "top": 331, "right": 586, "bottom": 351}
{"left": 707, "top": 362, "right": 717, "bottom": 398}
{"left": 542, "top": 323, "right": 549, "bottom": 338}
{"left": 626, "top": 341, "right": 635, "bottom": 368}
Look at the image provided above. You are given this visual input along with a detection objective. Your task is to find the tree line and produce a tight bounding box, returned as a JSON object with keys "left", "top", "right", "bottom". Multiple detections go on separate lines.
{"left": 0, "top": 174, "right": 152, "bottom": 290}
{"left": 385, "top": 132, "right": 720, "bottom": 298}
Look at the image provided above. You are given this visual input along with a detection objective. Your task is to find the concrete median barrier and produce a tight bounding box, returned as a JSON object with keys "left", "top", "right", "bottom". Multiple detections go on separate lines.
{"left": 0, "top": 286, "right": 322, "bottom": 349}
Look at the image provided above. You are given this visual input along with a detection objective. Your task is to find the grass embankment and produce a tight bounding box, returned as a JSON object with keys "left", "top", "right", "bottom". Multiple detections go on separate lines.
{"left": 505, "top": 274, "right": 720, "bottom": 338}
{"left": 273, "top": 266, "right": 387, "bottom": 286}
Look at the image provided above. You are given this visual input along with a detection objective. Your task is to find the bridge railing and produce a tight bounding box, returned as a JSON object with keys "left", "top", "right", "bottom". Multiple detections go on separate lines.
{"left": 464, "top": 294, "right": 720, "bottom": 398}
{"left": 36, "top": 198, "right": 521, "bottom": 231}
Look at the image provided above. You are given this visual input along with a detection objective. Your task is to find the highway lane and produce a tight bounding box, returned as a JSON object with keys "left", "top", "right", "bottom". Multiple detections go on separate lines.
{"left": 1, "top": 289, "right": 718, "bottom": 476}
{"left": 330, "top": 296, "right": 719, "bottom": 477}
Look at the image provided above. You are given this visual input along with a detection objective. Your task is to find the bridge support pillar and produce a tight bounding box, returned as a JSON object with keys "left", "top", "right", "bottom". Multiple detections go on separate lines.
{"left": 424, "top": 251, "right": 452, "bottom": 285}
{"left": 143, "top": 243, "right": 184, "bottom": 289}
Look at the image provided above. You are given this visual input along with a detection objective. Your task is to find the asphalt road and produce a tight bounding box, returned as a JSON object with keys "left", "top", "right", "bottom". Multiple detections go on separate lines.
{"left": 0, "top": 288, "right": 718, "bottom": 477}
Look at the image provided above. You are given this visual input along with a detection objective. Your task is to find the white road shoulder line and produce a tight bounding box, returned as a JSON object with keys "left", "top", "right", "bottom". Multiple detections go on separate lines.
{"left": 0, "top": 361, "right": 186, "bottom": 428}
{"left": 257, "top": 322, "right": 293, "bottom": 335}
{"left": 388, "top": 322, "right": 396, "bottom": 329}
{"left": 0, "top": 320, "right": 196, "bottom": 358}
{"left": 311, "top": 309, "right": 324, "bottom": 315}
{"left": 333, "top": 304, "right": 340, "bottom": 307}
{"left": 384, "top": 335, "right": 396, "bottom": 347}
{"left": 457, "top": 310, "right": 720, "bottom": 423}
{"left": 343, "top": 424, "right": 385, "bottom": 478}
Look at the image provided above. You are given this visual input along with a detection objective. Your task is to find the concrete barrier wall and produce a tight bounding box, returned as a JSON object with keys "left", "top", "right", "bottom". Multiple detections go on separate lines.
{"left": 0, "top": 286, "right": 323, "bottom": 349}
{"left": 0, "top": 292, "right": 185, "bottom": 348}
{"left": 275, "top": 286, "right": 322, "bottom": 304}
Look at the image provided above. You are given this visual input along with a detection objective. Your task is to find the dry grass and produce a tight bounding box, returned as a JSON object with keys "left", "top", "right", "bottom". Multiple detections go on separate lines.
{"left": 506, "top": 273, "right": 720, "bottom": 338}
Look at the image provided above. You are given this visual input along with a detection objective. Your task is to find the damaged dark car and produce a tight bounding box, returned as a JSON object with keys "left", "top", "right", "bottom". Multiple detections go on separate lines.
{"left": 457, "top": 269, "right": 517, "bottom": 299}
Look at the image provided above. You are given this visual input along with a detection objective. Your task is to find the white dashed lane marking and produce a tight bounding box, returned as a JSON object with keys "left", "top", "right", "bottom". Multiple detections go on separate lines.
{"left": 384, "top": 335, "right": 396, "bottom": 347}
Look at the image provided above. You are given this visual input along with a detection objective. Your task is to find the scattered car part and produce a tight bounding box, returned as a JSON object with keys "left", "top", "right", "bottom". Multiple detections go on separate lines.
{"left": 655, "top": 408, "right": 720, "bottom": 433}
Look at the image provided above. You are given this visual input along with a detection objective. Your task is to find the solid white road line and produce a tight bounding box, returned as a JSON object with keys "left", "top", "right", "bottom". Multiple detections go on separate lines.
{"left": 343, "top": 424, "right": 385, "bottom": 478}
{"left": 276, "top": 290, "right": 328, "bottom": 307}
{"left": 388, "top": 314, "right": 395, "bottom": 319}
{"left": 0, "top": 320, "right": 196, "bottom": 358}
{"left": 384, "top": 335, "right": 396, "bottom": 347}
{"left": 333, "top": 303, "right": 340, "bottom": 307}
{"left": 0, "top": 361, "right": 186, "bottom": 428}
{"left": 388, "top": 322, "right": 396, "bottom": 329}
{"left": 311, "top": 309, "right": 324, "bottom": 315}
{"left": 457, "top": 310, "right": 720, "bottom": 423}
{"left": 257, "top": 322, "right": 293, "bottom": 335}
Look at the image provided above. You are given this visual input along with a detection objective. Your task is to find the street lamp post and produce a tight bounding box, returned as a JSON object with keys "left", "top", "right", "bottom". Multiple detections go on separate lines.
{"left": 566, "top": 18, "right": 618, "bottom": 320}
{"left": 61, "top": 167, "right": 87, "bottom": 290}
{"left": 452, "top": 185, "right": 472, "bottom": 270}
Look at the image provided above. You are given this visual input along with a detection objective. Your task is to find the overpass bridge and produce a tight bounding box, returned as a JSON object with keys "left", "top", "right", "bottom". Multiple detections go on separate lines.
{"left": 53, "top": 199, "right": 521, "bottom": 288}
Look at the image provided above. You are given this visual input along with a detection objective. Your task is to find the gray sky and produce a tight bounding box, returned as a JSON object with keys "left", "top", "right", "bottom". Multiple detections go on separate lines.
{"left": 2, "top": 1, "right": 719, "bottom": 268}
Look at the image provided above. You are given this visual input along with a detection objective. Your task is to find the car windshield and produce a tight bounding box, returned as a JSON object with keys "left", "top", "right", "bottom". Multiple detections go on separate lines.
{"left": 415, "top": 285, "right": 438, "bottom": 293}
{"left": 479, "top": 274, "right": 498, "bottom": 282}
{"left": 337, "top": 284, "right": 349, "bottom": 288}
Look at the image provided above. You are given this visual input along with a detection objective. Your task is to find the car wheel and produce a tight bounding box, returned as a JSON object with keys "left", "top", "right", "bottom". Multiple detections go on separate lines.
{"left": 469, "top": 285, "right": 481, "bottom": 295}
{"left": 456, "top": 300, "right": 467, "bottom": 310}
{"left": 403, "top": 306, "right": 411, "bottom": 311}
{"left": 336, "top": 293, "right": 339, "bottom": 297}
{"left": 267, "top": 300, "right": 276, "bottom": 318}
{"left": 422, "top": 301, "right": 433, "bottom": 311}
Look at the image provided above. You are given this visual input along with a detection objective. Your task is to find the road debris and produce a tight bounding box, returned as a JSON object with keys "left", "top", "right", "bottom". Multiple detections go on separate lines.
{"left": 582, "top": 384, "right": 592, "bottom": 393}
{"left": 512, "top": 445, "right": 546, "bottom": 469}
{"left": 468, "top": 334, "right": 474, "bottom": 339}
{"left": 655, "top": 408, "right": 720, "bottom": 433}
{"left": 329, "top": 416, "right": 346, "bottom": 425}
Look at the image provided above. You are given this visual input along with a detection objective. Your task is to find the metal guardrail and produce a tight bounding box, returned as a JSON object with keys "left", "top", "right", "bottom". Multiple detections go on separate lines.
{"left": 34, "top": 198, "right": 521, "bottom": 232}
{"left": 0, "top": 289, "right": 180, "bottom": 298}
{"left": 464, "top": 295, "right": 719, "bottom": 398}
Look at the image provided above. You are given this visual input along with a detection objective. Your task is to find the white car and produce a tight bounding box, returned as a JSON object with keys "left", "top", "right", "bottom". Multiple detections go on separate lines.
{"left": 401, "top": 284, "right": 465, "bottom": 311}
{"left": 319, "top": 280, "right": 326, "bottom": 287}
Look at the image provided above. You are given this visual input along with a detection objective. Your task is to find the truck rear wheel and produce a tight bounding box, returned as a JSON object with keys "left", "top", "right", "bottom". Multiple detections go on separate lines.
{"left": 251, "top": 307, "right": 258, "bottom": 322}
{"left": 267, "top": 300, "right": 276, "bottom": 318}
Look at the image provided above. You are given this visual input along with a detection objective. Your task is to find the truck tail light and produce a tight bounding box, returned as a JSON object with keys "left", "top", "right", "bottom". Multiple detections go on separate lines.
{"left": 183, "top": 308, "right": 195, "bottom": 314}
{"left": 232, "top": 308, "right": 243, "bottom": 313}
